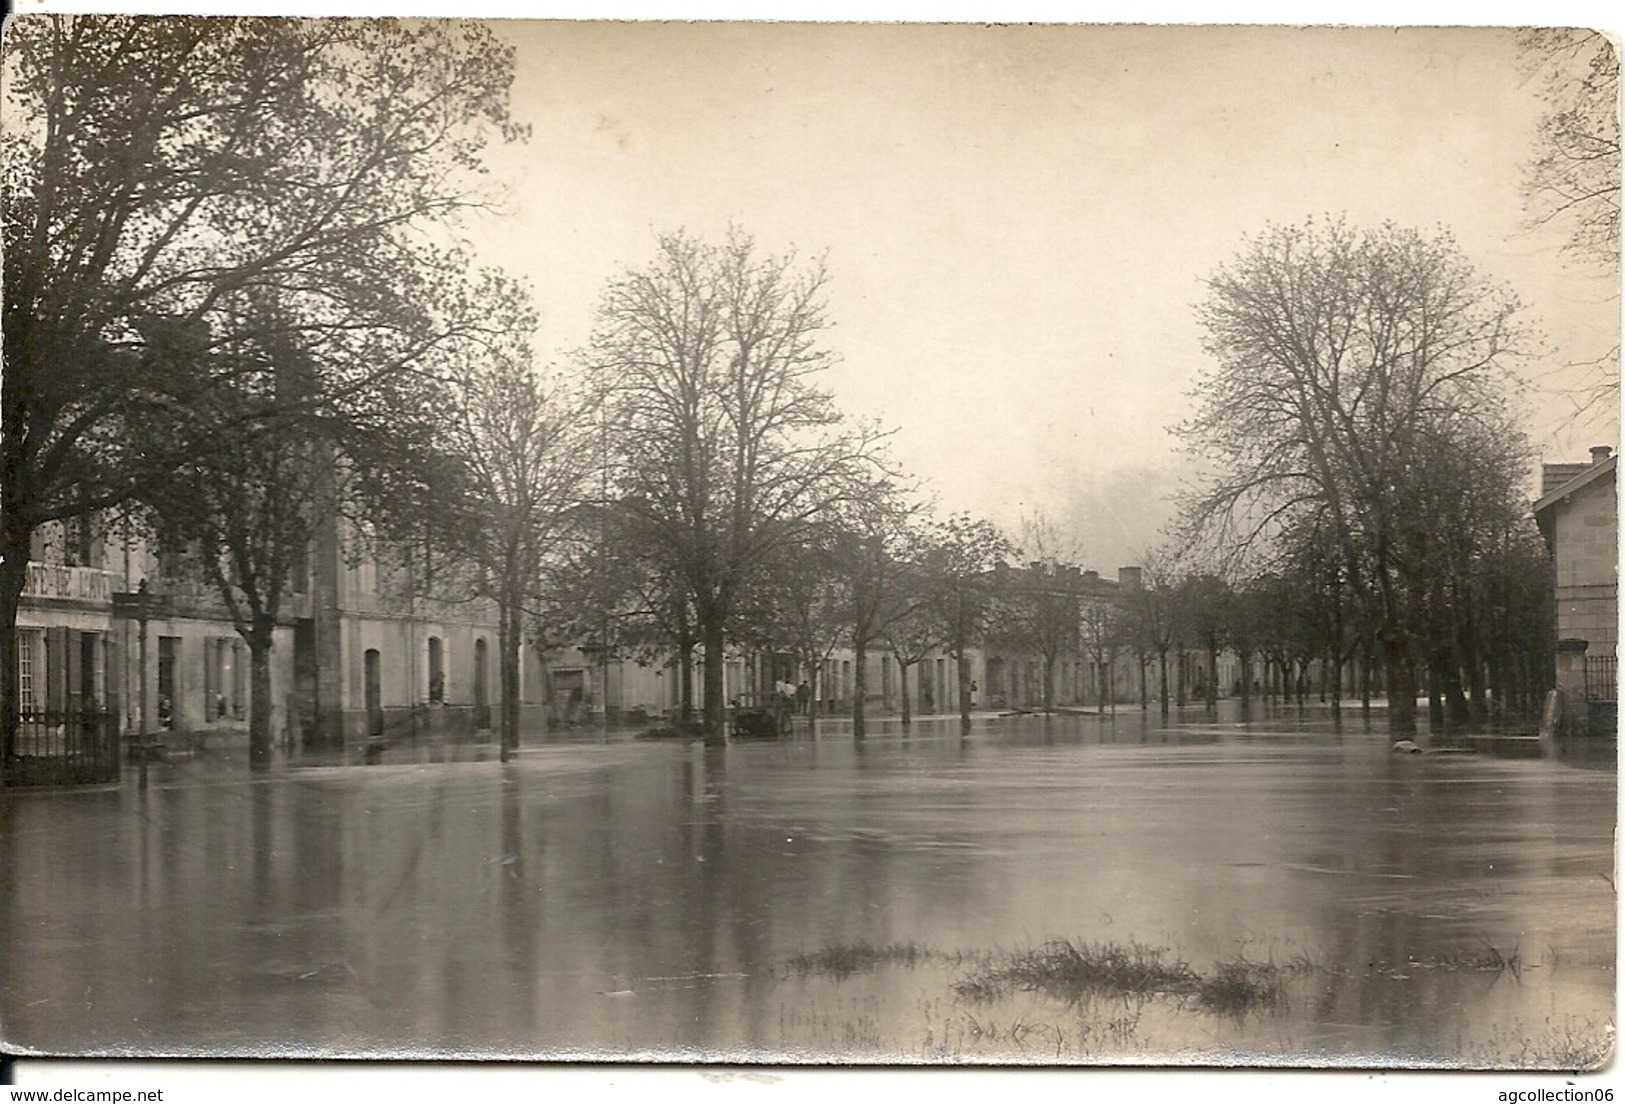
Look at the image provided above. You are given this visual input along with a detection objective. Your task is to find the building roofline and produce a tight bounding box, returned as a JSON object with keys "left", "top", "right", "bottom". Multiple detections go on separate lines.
{"left": 1533, "top": 454, "right": 1617, "bottom": 517}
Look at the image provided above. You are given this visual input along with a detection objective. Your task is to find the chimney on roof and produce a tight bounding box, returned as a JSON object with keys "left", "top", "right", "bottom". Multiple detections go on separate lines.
{"left": 1591, "top": 445, "right": 1613, "bottom": 464}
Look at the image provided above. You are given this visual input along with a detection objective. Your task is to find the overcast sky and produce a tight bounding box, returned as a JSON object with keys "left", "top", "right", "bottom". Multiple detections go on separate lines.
{"left": 455, "top": 21, "right": 1618, "bottom": 572}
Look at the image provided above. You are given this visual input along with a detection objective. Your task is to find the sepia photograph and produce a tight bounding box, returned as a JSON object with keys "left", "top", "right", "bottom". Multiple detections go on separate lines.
{"left": 1, "top": 4, "right": 1618, "bottom": 1089}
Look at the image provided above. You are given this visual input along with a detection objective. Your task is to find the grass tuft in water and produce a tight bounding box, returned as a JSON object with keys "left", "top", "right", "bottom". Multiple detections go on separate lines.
{"left": 1468, "top": 1015, "right": 1615, "bottom": 1072}
{"left": 1194, "top": 958, "right": 1285, "bottom": 1017}
{"left": 953, "top": 940, "right": 1198, "bottom": 1004}
{"left": 786, "top": 940, "right": 936, "bottom": 980}
{"left": 954, "top": 940, "right": 1303, "bottom": 1019}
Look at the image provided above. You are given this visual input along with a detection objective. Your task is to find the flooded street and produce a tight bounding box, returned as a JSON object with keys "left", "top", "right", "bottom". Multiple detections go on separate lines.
{"left": 1, "top": 706, "right": 1614, "bottom": 1067}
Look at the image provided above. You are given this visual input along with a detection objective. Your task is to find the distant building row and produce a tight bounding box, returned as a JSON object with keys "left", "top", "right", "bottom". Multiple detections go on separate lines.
{"left": 21, "top": 446, "right": 1610, "bottom": 747}
{"left": 19, "top": 517, "right": 1193, "bottom": 751}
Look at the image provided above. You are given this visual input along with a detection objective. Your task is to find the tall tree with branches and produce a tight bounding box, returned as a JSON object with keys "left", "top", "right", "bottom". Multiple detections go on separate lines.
{"left": 836, "top": 478, "right": 924, "bottom": 737}
{"left": 585, "top": 229, "right": 889, "bottom": 744}
{"left": 1, "top": 15, "right": 524, "bottom": 761}
{"left": 1002, "top": 510, "right": 1084, "bottom": 713}
{"left": 444, "top": 302, "right": 596, "bottom": 760}
{"left": 1078, "top": 588, "right": 1125, "bottom": 713}
{"left": 1517, "top": 28, "right": 1620, "bottom": 420}
{"left": 1519, "top": 28, "right": 1621, "bottom": 270}
{"left": 138, "top": 298, "right": 454, "bottom": 767}
{"left": 920, "top": 514, "right": 1017, "bottom": 726}
{"left": 1181, "top": 218, "right": 1528, "bottom": 734}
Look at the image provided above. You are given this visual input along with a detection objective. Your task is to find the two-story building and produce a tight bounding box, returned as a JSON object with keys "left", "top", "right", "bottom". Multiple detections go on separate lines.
{"left": 1534, "top": 444, "right": 1618, "bottom": 734}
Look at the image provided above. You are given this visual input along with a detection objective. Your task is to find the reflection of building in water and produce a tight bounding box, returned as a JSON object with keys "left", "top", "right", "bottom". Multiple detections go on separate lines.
{"left": 1535, "top": 445, "right": 1618, "bottom": 735}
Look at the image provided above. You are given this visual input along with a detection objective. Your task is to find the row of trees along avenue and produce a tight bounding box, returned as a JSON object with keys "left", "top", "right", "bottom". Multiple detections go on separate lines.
{"left": 4, "top": 16, "right": 1603, "bottom": 769}
{"left": 1, "top": 11, "right": 1040, "bottom": 770}
{"left": 1079, "top": 549, "right": 1553, "bottom": 727}
{"left": 1176, "top": 218, "right": 1549, "bottom": 736}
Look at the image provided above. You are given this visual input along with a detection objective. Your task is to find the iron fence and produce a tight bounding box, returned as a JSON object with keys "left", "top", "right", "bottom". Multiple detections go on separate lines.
{"left": 1585, "top": 655, "right": 1618, "bottom": 702}
{"left": 5, "top": 710, "right": 122, "bottom": 786}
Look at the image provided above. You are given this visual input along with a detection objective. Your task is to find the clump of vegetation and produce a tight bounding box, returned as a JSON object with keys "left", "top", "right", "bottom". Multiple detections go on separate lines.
{"left": 786, "top": 941, "right": 937, "bottom": 980}
{"left": 953, "top": 940, "right": 1198, "bottom": 1004}
{"left": 1467, "top": 1015, "right": 1615, "bottom": 1072}
{"left": 1194, "top": 958, "right": 1285, "bottom": 1017}
{"left": 953, "top": 940, "right": 1308, "bottom": 1020}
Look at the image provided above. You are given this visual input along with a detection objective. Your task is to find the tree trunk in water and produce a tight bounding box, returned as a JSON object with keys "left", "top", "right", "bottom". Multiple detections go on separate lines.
{"left": 679, "top": 641, "right": 695, "bottom": 723}
{"left": 702, "top": 620, "right": 727, "bottom": 746}
{"left": 1467, "top": 656, "right": 1490, "bottom": 726}
{"left": 852, "top": 639, "right": 867, "bottom": 738}
{"left": 1042, "top": 654, "right": 1054, "bottom": 713}
{"left": 499, "top": 598, "right": 521, "bottom": 760}
{"left": 1486, "top": 654, "right": 1505, "bottom": 723}
{"left": 1158, "top": 651, "right": 1170, "bottom": 716}
{"left": 898, "top": 661, "right": 912, "bottom": 726}
{"left": 1383, "top": 631, "right": 1417, "bottom": 735}
{"left": 957, "top": 653, "right": 972, "bottom": 725}
{"left": 248, "top": 625, "right": 275, "bottom": 771}
{"left": 1444, "top": 662, "right": 1471, "bottom": 728}
{"left": 1206, "top": 648, "right": 1219, "bottom": 709}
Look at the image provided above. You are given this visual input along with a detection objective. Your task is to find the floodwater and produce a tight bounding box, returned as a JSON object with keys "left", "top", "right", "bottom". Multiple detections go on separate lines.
{"left": 0, "top": 705, "right": 1614, "bottom": 1067}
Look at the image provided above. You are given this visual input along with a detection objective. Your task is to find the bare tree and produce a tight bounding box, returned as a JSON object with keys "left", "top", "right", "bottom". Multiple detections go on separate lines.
{"left": 884, "top": 576, "right": 939, "bottom": 727}
{"left": 1123, "top": 548, "right": 1181, "bottom": 717}
{"left": 1001, "top": 510, "right": 1084, "bottom": 712}
{"left": 1517, "top": 28, "right": 1621, "bottom": 418}
{"left": 837, "top": 480, "right": 925, "bottom": 737}
{"left": 585, "top": 229, "right": 888, "bottom": 744}
{"left": 1078, "top": 590, "right": 1125, "bottom": 714}
{"left": 745, "top": 532, "right": 844, "bottom": 725}
{"left": 1178, "top": 572, "right": 1231, "bottom": 710}
{"left": 920, "top": 514, "right": 1018, "bottom": 726}
{"left": 1519, "top": 29, "right": 1621, "bottom": 269}
{"left": 444, "top": 301, "right": 596, "bottom": 760}
{"left": 1181, "top": 218, "right": 1528, "bottom": 734}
